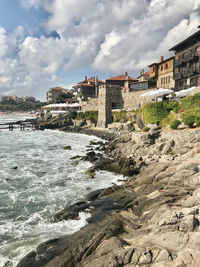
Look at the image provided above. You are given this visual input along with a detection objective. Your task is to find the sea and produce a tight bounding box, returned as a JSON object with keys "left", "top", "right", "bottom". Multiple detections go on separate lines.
{"left": 0, "top": 115, "right": 124, "bottom": 266}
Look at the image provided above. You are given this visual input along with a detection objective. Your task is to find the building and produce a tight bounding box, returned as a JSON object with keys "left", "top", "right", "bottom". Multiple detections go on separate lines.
{"left": 148, "top": 62, "right": 159, "bottom": 79}
{"left": 46, "top": 87, "right": 67, "bottom": 103}
{"left": 157, "top": 56, "right": 175, "bottom": 89}
{"left": 106, "top": 72, "right": 138, "bottom": 88}
{"left": 169, "top": 26, "right": 200, "bottom": 90}
{"left": 23, "top": 96, "right": 36, "bottom": 103}
{"left": 148, "top": 56, "right": 175, "bottom": 89}
{"left": 72, "top": 76, "right": 105, "bottom": 100}
{"left": 137, "top": 70, "right": 150, "bottom": 82}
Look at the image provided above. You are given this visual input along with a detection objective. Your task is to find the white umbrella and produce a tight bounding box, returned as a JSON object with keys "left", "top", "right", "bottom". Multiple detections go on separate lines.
{"left": 152, "top": 88, "right": 174, "bottom": 97}
{"left": 175, "top": 86, "right": 196, "bottom": 98}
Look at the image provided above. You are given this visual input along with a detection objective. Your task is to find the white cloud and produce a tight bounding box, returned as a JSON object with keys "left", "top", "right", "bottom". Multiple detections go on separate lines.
{"left": 0, "top": 0, "right": 200, "bottom": 99}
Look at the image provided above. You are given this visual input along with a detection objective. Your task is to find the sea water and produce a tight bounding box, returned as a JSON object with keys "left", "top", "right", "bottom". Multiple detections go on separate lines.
{"left": 0, "top": 115, "right": 124, "bottom": 266}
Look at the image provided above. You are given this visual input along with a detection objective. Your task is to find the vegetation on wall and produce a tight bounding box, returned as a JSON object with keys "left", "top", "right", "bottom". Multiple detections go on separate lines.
{"left": 112, "top": 110, "right": 128, "bottom": 122}
{"left": 76, "top": 111, "right": 98, "bottom": 124}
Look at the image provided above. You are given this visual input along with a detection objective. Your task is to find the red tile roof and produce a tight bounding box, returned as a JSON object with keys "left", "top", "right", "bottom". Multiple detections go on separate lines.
{"left": 78, "top": 77, "right": 105, "bottom": 84}
{"left": 87, "top": 78, "right": 105, "bottom": 84}
{"left": 106, "top": 74, "right": 138, "bottom": 82}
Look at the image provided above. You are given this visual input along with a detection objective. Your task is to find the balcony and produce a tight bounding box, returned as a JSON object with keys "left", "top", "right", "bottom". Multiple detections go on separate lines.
{"left": 182, "top": 70, "right": 191, "bottom": 78}
{"left": 183, "top": 53, "right": 199, "bottom": 63}
{"left": 174, "top": 58, "right": 183, "bottom": 67}
{"left": 173, "top": 72, "right": 182, "bottom": 80}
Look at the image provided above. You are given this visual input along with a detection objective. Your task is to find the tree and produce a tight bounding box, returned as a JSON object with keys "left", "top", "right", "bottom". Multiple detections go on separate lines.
{"left": 56, "top": 92, "right": 73, "bottom": 103}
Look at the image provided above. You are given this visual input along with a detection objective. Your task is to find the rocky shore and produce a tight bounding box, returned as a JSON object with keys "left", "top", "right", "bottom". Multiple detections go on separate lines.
{"left": 17, "top": 117, "right": 200, "bottom": 267}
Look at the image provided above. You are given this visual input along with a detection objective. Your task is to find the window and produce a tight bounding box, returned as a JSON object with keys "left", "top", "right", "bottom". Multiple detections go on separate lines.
{"left": 165, "top": 63, "right": 168, "bottom": 69}
{"left": 161, "top": 77, "right": 163, "bottom": 85}
{"left": 168, "top": 76, "right": 170, "bottom": 83}
{"left": 161, "top": 65, "right": 163, "bottom": 71}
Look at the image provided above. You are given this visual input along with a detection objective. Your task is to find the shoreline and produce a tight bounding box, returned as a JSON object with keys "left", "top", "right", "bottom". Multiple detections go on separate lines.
{"left": 17, "top": 120, "right": 200, "bottom": 266}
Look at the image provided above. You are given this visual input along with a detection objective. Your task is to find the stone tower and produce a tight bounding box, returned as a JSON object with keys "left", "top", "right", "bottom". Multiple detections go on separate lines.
{"left": 97, "top": 84, "right": 112, "bottom": 128}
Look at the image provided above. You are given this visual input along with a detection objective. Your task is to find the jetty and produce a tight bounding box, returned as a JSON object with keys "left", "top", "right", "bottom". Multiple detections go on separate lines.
{"left": 0, "top": 119, "right": 37, "bottom": 131}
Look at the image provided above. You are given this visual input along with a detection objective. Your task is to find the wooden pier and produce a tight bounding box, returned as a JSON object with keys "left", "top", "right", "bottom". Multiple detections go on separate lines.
{"left": 0, "top": 119, "right": 37, "bottom": 131}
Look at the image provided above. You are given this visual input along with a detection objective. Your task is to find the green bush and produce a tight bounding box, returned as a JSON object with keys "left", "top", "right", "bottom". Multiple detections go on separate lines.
{"left": 160, "top": 111, "right": 177, "bottom": 127}
{"left": 112, "top": 110, "right": 128, "bottom": 123}
{"left": 142, "top": 101, "right": 179, "bottom": 124}
{"left": 181, "top": 108, "right": 200, "bottom": 121}
{"left": 180, "top": 93, "right": 200, "bottom": 110}
{"left": 183, "top": 114, "right": 196, "bottom": 128}
{"left": 76, "top": 111, "right": 98, "bottom": 123}
{"left": 170, "top": 119, "right": 181, "bottom": 129}
{"left": 142, "top": 126, "right": 150, "bottom": 132}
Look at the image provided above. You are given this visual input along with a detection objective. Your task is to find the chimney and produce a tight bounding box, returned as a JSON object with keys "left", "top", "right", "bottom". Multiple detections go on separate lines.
{"left": 160, "top": 56, "right": 164, "bottom": 62}
{"left": 85, "top": 76, "right": 88, "bottom": 82}
{"left": 125, "top": 72, "right": 128, "bottom": 77}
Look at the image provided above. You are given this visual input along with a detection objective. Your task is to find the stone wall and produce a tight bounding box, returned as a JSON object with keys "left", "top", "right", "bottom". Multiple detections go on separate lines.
{"left": 81, "top": 98, "right": 98, "bottom": 112}
{"left": 122, "top": 88, "right": 156, "bottom": 111}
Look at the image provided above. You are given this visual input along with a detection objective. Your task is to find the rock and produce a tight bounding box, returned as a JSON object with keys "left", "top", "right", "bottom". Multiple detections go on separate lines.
{"left": 76, "top": 119, "right": 87, "bottom": 128}
{"left": 84, "top": 189, "right": 104, "bottom": 201}
{"left": 132, "top": 132, "right": 153, "bottom": 145}
{"left": 12, "top": 166, "right": 18, "bottom": 170}
{"left": 18, "top": 213, "right": 124, "bottom": 266}
{"left": 136, "top": 116, "right": 145, "bottom": 129}
{"left": 83, "top": 151, "right": 98, "bottom": 162}
{"left": 139, "top": 250, "right": 152, "bottom": 264}
{"left": 162, "top": 144, "right": 172, "bottom": 154}
{"left": 63, "top": 145, "right": 71, "bottom": 150}
{"left": 124, "top": 122, "right": 135, "bottom": 132}
{"left": 53, "top": 201, "right": 90, "bottom": 222}
{"left": 122, "top": 133, "right": 132, "bottom": 143}
{"left": 179, "top": 215, "right": 199, "bottom": 231}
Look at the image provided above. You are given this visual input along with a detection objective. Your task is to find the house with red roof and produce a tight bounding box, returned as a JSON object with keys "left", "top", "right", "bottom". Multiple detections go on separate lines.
{"left": 106, "top": 72, "right": 138, "bottom": 88}
{"left": 72, "top": 76, "right": 105, "bottom": 100}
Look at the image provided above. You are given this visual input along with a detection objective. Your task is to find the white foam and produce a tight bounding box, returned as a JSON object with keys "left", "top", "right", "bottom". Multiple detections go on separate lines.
{"left": 0, "top": 116, "right": 124, "bottom": 266}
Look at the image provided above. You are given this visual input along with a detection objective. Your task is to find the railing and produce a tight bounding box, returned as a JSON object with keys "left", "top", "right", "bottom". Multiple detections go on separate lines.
{"left": 183, "top": 53, "right": 198, "bottom": 63}
{"left": 0, "top": 120, "right": 37, "bottom": 131}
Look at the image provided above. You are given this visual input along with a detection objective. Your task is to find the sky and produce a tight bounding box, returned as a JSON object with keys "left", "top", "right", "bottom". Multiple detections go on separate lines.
{"left": 0, "top": 0, "right": 200, "bottom": 100}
